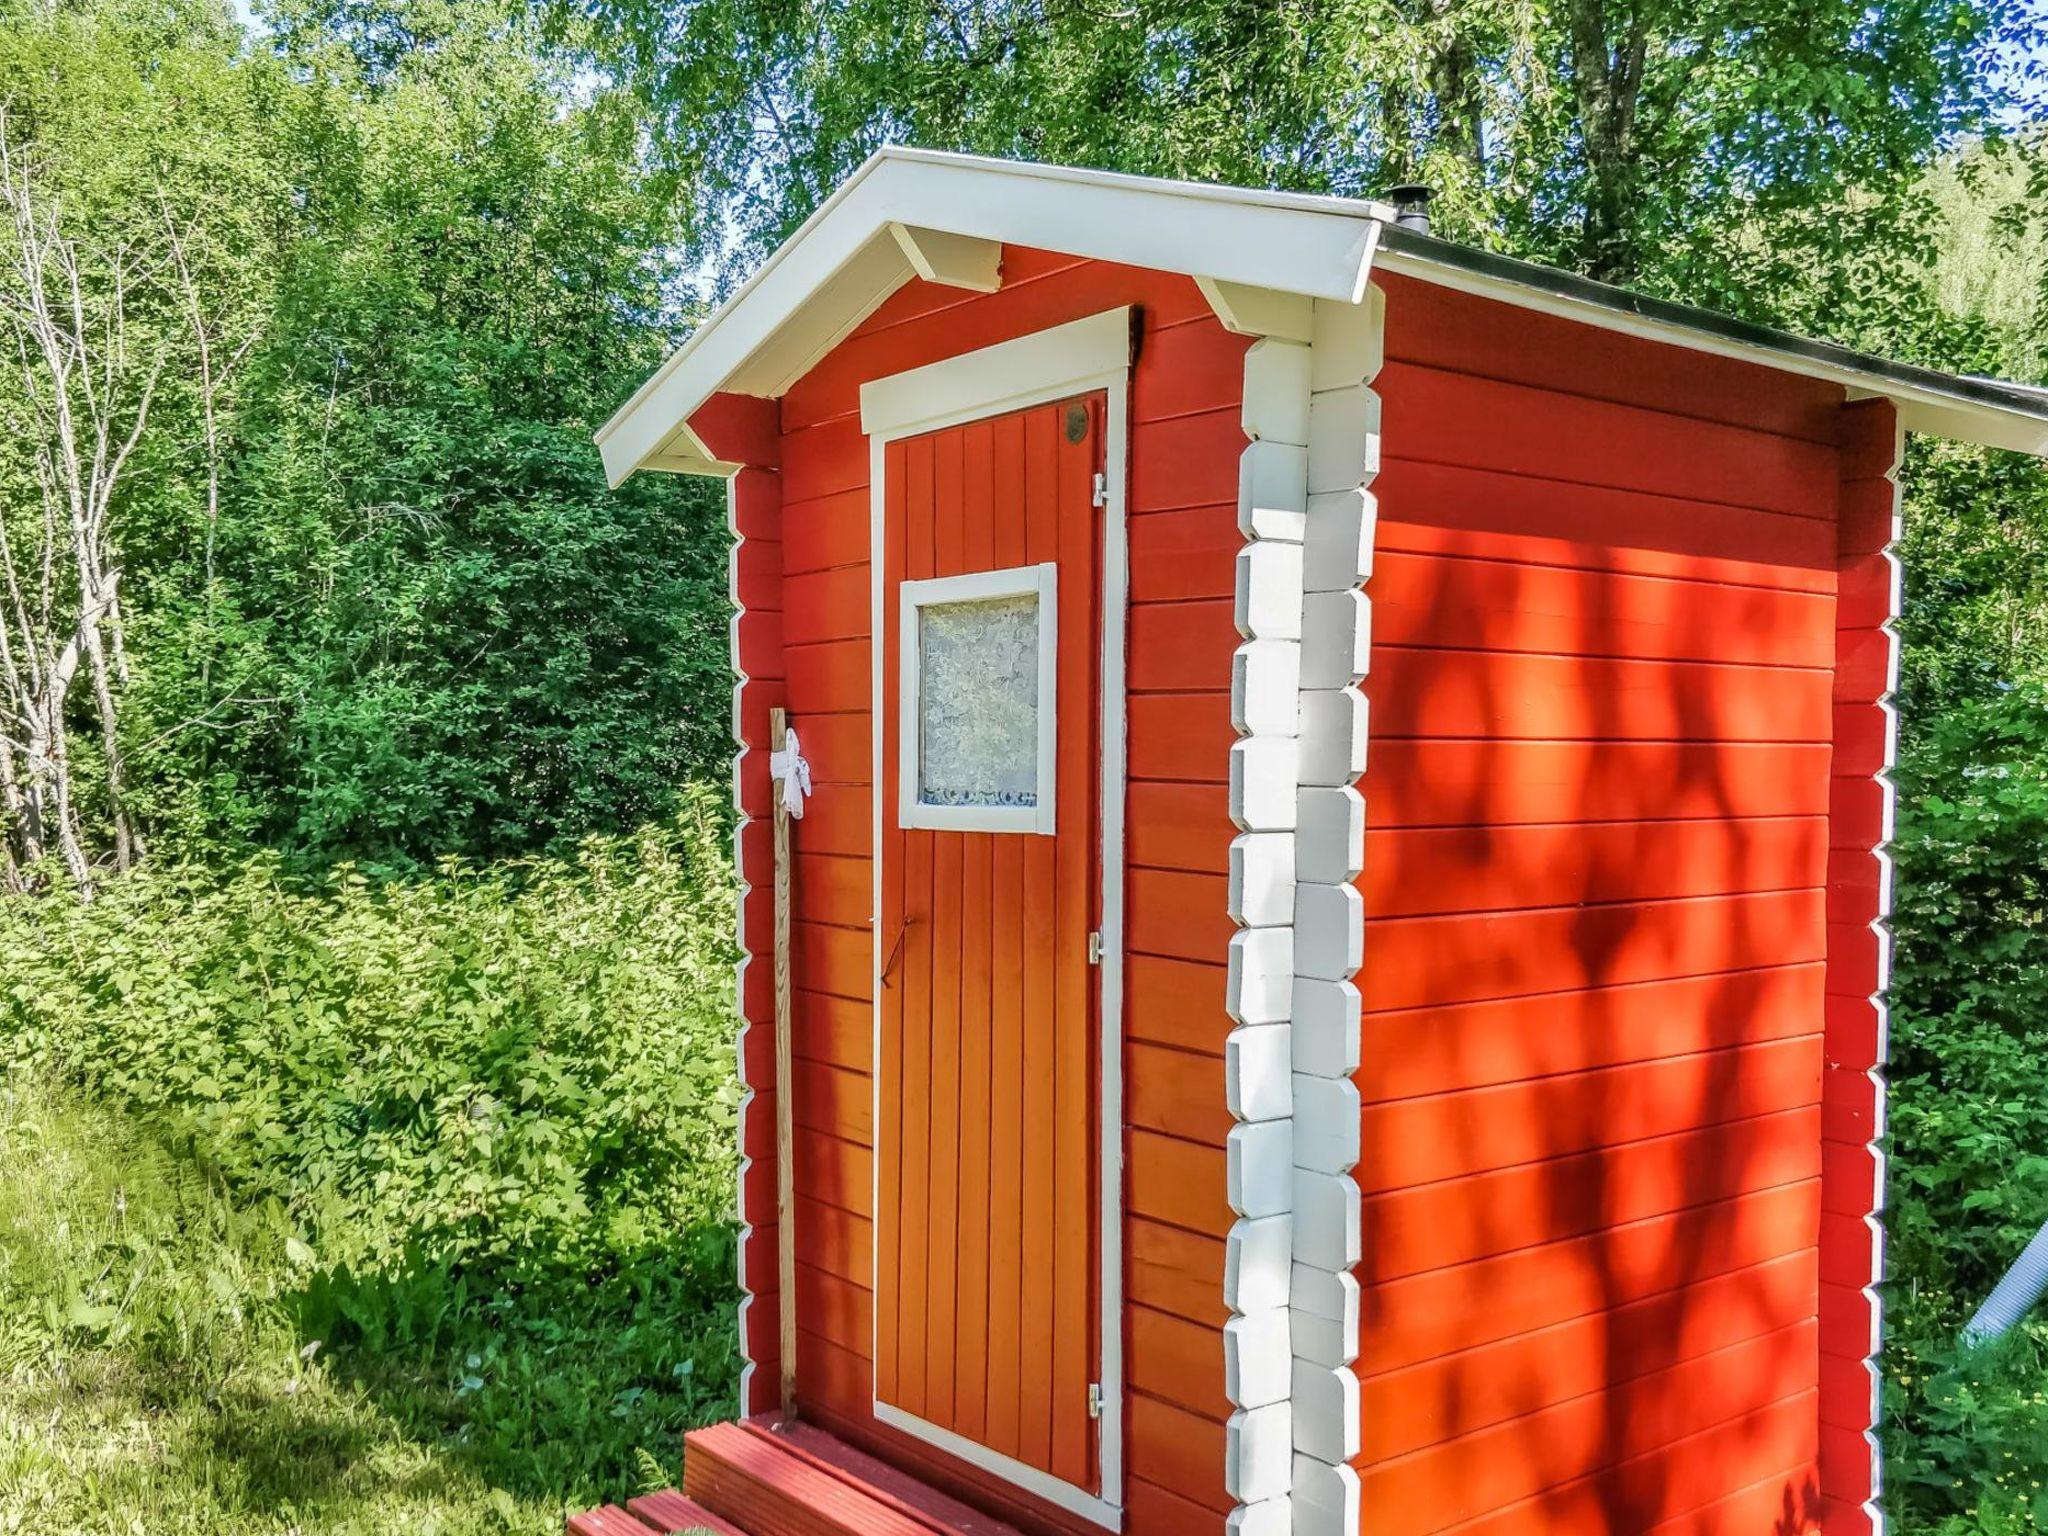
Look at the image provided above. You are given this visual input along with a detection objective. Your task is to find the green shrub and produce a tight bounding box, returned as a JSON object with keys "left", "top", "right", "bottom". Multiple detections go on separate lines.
{"left": 0, "top": 789, "right": 739, "bottom": 1283}
{"left": 1887, "top": 684, "right": 2048, "bottom": 1531}
{"left": 0, "top": 789, "right": 745, "bottom": 1513}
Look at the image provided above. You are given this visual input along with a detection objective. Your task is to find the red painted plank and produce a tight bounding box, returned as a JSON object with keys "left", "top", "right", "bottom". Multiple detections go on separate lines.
{"left": 1359, "top": 963, "right": 1827, "bottom": 1104}
{"left": 1127, "top": 868, "right": 1233, "bottom": 965}
{"left": 626, "top": 1489, "right": 748, "bottom": 1534}
{"left": 566, "top": 1506, "right": 658, "bottom": 1536}
{"left": 1126, "top": 691, "right": 1233, "bottom": 782}
{"left": 1129, "top": 1216, "right": 1228, "bottom": 1326}
{"left": 1358, "top": 1035, "right": 1823, "bottom": 1192}
{"left": 1127, "top": 503, "right": 1240, "bottom": 602}
{"left": 1359, "top": 1323, "right": 1818, "bottom": 1529}
{"left": 1128, "top": 1393, "right": 1231, "bottom": 1514}
{"left": 1364, "top": 739, "right": 1834, "bottom": 827}
{"left": 1375, "top": 465, "right": 1837, "bottom": 593}
{"left": 1371, "top": 549, "right": 1837, "bottom": 667}
{"left": 1377, "top": 271, "right": 1843, "bottom": 443}
{"left": 1129, "top": 599, "right": 1238, "bottom": 692}
{"left": 1360, "top": 1250, "right": 1819, "bottom": 1462}
{"left": 1368, "top": 646, "right": 1833, "bottom": 744}
{"left": 1128, "top": 1041, "right": 1232, "bottom": 1145}
{"left": 1360, "top": 889, "right": 1827, "bottom": 1013}
{"left": 1400, "top": 1391, "right": 1819, "bottom": 1536}
{"left": 1129, "top": 1130, "right": 1231, "bottom": 1239}
{"left": 1362, "top": 816, "right": 1828, "bottom": 919}
{"left": 1381, "top": 360, "right": 1839, "bottom": 519}
{"left": 1130, "top": 1303, "right": 1230, "bottom": 1418}
{"left": 1360, "top": 1107, "right": 1822, "bottom": 1283}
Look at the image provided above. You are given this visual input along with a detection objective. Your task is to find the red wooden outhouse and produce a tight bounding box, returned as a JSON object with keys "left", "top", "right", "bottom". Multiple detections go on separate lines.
{"left": 590, "top": 151, "right": 2048, "bottom": 1536}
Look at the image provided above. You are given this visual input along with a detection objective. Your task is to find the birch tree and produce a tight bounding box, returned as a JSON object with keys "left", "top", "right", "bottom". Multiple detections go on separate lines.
{"left": 0, "top": 106, "right": 168, "bottom": 896}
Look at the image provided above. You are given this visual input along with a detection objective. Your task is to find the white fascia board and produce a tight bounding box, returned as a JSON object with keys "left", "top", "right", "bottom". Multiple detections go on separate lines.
{"left": 1372, "top": 246, "right": 2048, "bottom": 459}
{"left": 597, "top": 148, "right": 1389, "bottom": 484}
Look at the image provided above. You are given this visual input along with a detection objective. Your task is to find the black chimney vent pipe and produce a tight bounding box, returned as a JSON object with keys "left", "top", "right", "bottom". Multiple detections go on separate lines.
{"left": 1385, "top": 184, "right": 1435, "bottom": 235}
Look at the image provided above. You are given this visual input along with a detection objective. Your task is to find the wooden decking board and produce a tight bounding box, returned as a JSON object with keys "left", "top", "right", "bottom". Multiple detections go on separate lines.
{"left": 589, "top": 1419, "right": 1036, "bottom": 1536}
{"left": 566, "top": 1508, "right": 660, "bottom": 1536}
{"left": 628, "top": 1488, "right": 750, "bottom": 1533}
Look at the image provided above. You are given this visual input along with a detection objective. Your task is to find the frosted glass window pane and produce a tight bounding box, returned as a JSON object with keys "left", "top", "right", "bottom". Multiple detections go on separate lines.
{"left": 917, "top": 593, "right": 1041, "bottom": 808}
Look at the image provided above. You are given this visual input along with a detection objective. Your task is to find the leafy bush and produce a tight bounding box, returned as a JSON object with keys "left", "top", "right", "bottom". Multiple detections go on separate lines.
{"left": 0, "top": 790, "right": 739, "bottom": 1280}
{"left": 1887, "top": 684, "right": 2048, "bottom": 1532}
{"left": 0, "top": 788, "right": 744, "bottom": 1514}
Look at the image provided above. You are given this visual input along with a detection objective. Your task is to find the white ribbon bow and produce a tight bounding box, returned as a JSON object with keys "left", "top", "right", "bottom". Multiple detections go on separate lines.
{"left": 770, "top": 727, "right": 812, "bottom": 820}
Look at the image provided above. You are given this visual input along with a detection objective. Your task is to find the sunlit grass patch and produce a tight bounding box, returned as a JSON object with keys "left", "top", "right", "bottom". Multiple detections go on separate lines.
{"left": 0, "top": 1079, "right": 728, "bottom": 1535}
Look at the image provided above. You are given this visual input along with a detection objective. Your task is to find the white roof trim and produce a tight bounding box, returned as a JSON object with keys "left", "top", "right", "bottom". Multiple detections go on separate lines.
{"left": 598, "top": 149, "right": 2048, "bottom": 484}
{"left": 596, "top": 149, "right": 1389, "bottom": 484}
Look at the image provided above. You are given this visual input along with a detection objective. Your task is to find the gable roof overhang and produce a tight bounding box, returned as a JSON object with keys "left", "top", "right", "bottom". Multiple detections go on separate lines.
{"left": 598, "top": 148, "right": 2048, "bottom": 483}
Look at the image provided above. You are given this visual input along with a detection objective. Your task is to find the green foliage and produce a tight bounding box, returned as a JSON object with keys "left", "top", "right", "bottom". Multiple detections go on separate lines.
{"left": 0, "top": 788, "right": 740, "bottom": 1282}
{"left": 1890, "top": 690, "right": 2048, "bottom": 1290}
{"left": 0, "top": 0, "right": 732, "bottom": 871}
{"left": 1885, "top": 686, "right": 2048, "bottom": 1529}
{"left": 0, "top": 793, "right": 742, "bottom": 1524}
{"left": 0, "top": 1077, "right": 714, "bottom": 1533}
{"left": 575, "top": 0, "right": 2045, "bottom": 304}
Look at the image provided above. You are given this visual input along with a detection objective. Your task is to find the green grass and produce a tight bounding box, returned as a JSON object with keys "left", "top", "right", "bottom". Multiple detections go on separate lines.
{"left": 0, "top": 1078, "right": 731, "bottom": 1534}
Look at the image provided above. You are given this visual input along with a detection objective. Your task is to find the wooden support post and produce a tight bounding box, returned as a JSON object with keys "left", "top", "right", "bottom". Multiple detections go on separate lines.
{"left": 770, "top": 708, "right": 799, "bottom": 1422}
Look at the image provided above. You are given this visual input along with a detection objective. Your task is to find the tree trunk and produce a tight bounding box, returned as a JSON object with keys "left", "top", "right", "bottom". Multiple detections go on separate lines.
{"left": 81, "top": 610, "right": 131, "bottom": 870}
{"left": 0, "top": 733, "right": 26, "bottom": 889}
{"left": 1565, "top": 0, "right": 1649, "bottom": 282}
{"left": 1428, "top": 0, "right": 1487, "bottom": 181}
{"left": 45, "top": 707, "right": 91, "bottom": 899}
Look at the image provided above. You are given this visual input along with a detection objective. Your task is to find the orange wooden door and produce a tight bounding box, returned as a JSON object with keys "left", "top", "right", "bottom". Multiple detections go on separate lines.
{"left": 875, "top": 394, "right": 1106, "bottom": 1502}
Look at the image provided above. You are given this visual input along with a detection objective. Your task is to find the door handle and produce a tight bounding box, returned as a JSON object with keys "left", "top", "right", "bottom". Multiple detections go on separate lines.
{"left": 881, "top": 917, "right": 916, "bottom": 988}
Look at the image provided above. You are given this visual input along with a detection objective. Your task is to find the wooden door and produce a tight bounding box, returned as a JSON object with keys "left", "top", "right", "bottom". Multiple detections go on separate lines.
{"left": 874, "top": 394, "right": 1106, "bottom": 1503}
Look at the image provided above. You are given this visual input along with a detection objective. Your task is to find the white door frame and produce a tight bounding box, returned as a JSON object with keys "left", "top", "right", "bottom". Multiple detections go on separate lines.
{"left": 860, "top": 307, "right": 1132, "bottom": 1531}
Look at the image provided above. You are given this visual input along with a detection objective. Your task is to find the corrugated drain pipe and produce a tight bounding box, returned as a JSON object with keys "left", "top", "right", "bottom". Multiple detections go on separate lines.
{"left": 1964, "top": 1217, "right": 2048, "bottom": 1345}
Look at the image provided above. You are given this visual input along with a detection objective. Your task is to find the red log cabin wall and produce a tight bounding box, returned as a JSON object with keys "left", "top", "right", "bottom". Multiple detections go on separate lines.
{"left": 1354, "top": 272, "right": 1888, "bottom": 1536}
{"left": 711, "top": 246, "right": 1256, "bottom": 1536}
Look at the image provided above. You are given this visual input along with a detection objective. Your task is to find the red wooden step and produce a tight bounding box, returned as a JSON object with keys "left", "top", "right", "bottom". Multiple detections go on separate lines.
{"left": 683, "top": 1420, "right": 1029, "bottom": 1536}
{"left": 566, "top": 1488, "right": 747, "bottom": 1535}
{"left": 566, "top": 1508, "right": 658, "bottom": 1536}
{"left": 630, "top": 1487, "right": 749, "bottom": 1533}
{"left": 686, "top": 1421, "right": 935, "bottom": 1536}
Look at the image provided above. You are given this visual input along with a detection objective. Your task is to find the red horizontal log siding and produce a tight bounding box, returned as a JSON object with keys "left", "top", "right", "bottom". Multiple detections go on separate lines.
{"left": 1354, "top": 274, "right": 1849, "bottom": 1536}
{"left": 727, "top": 248, "right": 1250, "bottom": 1536}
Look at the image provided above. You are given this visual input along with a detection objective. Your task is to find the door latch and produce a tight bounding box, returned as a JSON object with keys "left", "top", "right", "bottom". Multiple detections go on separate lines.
{"left": 1088, "top": 1383, "right": 1104, "bottom": 1420}
{"left": 1087, "top": 930, "right": 1104, "bottom": 965}
{"left": 1092, "top": 471, "right": 1108, "bottom": 508}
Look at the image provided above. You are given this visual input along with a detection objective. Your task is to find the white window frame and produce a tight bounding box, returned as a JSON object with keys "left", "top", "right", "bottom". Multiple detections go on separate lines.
{"left": 862, "top": 306, "right": 1131, "bottom": 1531}
{"left": 898, "top": 562, "right": 1059, "bottom": 835}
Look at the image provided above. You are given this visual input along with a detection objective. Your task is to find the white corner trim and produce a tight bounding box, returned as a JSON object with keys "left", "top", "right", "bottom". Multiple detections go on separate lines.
{"left": 1285, "top": 283, "right": 1383, "bottom": 1502}
{"left": 1221, "top": 284, "right": 1382, "bottom": 1532}
{"left": 860, "top": 307, "right": 1132, "bottom": 440}
{"left": 1223, "top": 326, "right": 1312, "bottom": 1532}
{"left": 896, "top": 563, "right": 1059, "bottom": 836}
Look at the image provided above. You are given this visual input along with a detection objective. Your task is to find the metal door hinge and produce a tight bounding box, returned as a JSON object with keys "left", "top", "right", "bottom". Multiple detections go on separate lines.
{"left": 1088, "top": 1383, "right": 1104, "bottom": 1419}
{"left": 1087, "top": 930, "right": 1104, "bottom": 965}
{"left": 1092, "top": 472, "right": 1108, "bottom": 507}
